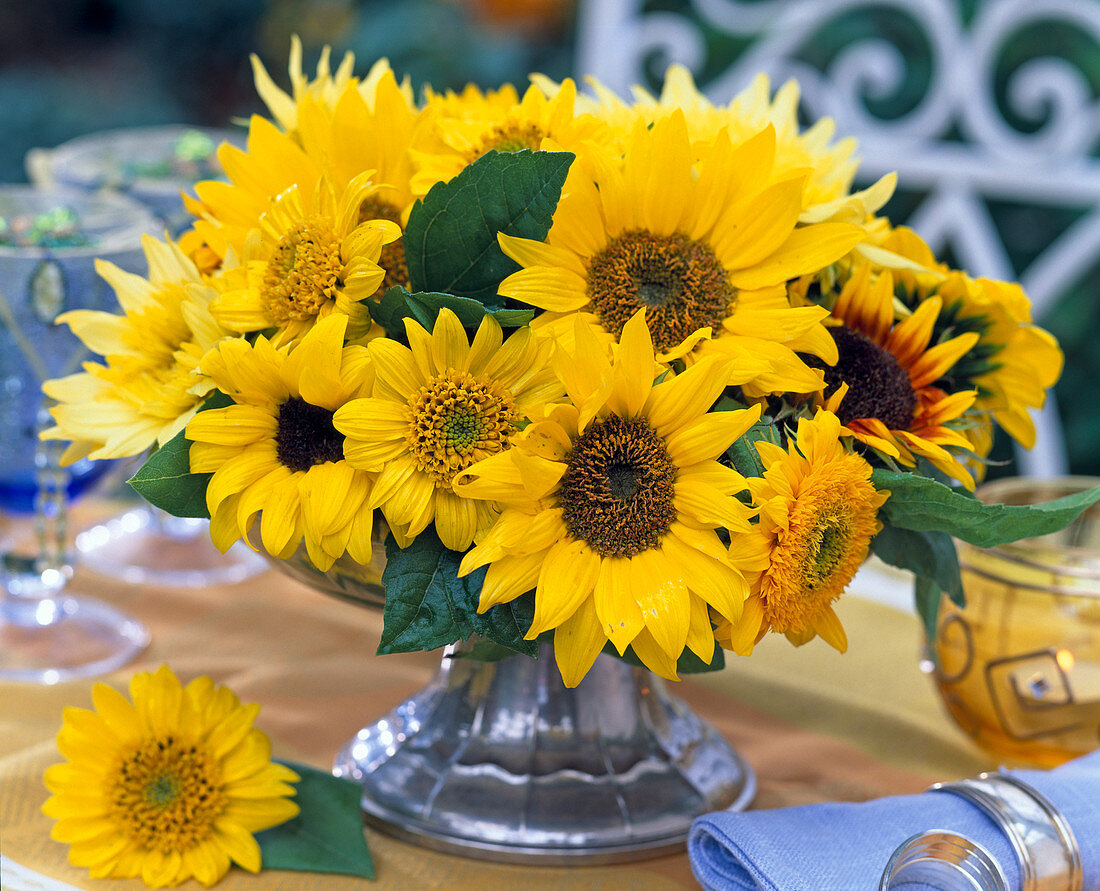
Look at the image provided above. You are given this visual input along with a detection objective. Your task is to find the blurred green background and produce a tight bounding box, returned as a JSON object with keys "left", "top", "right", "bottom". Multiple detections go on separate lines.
{"left": 2, "top": 0, "right": 1096, "bottom": 477}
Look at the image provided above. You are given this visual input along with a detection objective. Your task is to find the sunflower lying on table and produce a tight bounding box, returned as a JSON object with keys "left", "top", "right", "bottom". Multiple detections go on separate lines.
{"left": 42, "top": 39, "right": 1079, "bottom": 691}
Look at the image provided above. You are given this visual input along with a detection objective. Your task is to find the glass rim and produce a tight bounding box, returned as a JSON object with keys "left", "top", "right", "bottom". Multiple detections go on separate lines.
{"left": 0, "top": 184, "right": 158, "bottom": 259}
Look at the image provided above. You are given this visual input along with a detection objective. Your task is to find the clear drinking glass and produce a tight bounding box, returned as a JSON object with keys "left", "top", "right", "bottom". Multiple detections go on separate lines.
{"left": 27, "top": 125, "right": 266, "bottom": 587}
{"left": 0, "top": 185, "right": 156, "bottom": 683}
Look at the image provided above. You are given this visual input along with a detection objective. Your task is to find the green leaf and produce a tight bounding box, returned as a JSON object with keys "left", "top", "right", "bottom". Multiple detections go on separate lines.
{"left": 256, "top": 761, "right": 374, "bottom": 880}
{"left": 726, "top": 415, "right": 781, "bottom": 478}
{"left": 403, "top": 149, "right": 574, "bottom": 302}
{"left": 404, "top": 290, "right": 535, "bottom": 330}
{"left": 127, "top": 392, "right": 234, "bottom": 519}
{"left": 377, "top": 529, "right": 537, "bottom": 657}
{"left": 914, "top": 575, "right": 944, "bottom": 648}
{"left": 870, "top": 523, "right": 963, "bottom": 604}
{"left": 872, "top": 470, "right": 1100, "bottom": 547}
{"left": 367, "top": 284, "right": 415, "bottom": 337}
{"left": 606, "top": 638, "right": 727, "bottom": 674}
{"left": 370, "top": 287, "right": 537, "bottom": 339}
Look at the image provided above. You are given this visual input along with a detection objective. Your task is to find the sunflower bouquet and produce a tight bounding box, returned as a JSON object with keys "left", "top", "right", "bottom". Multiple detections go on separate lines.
{"left": 43, "top": 40, "right": 1087, "bottom": 688}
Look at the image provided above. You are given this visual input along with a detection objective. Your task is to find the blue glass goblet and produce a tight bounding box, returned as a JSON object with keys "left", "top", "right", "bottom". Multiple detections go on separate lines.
{"left": 0, "top": 185, "right": 156, "bottom": 683}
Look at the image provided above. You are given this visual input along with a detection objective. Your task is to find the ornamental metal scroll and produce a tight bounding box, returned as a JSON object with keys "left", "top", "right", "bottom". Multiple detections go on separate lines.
{"left": 575, "top": 0, "right": 1100, "bottom": 476}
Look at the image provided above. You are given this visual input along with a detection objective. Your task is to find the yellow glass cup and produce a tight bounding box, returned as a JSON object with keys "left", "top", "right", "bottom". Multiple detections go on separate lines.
{"left": 932, "top": 476, "right": 1100, "bottom": 767}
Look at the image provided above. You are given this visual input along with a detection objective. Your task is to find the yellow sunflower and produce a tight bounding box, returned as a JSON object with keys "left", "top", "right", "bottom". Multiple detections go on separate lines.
{"left": 533, "top": 65, "right": 895, "bottom": 228}
{"left": 209, "top": 172, "right": 400, "bottom": 346}
{"left": 250, "top": 34, "right": 359, "bottom": 132}
{"left": 496, "top": 110, "right": 865, "bottom": 397}
{"left": 43, "top": 665, "right": 299, "bottom": 888}
{"left": 291, "top": 65, "right": 431, "bottom": 299}
{"left": 333, "top": 308, "right": 561, "bottom": 552}
{"left": 719, "top": 410, "right": 889, "bottom": 655}
{"left": 41, "top": 235, "right": 237, "bottom": 464}
{"left": 186, "top": 314, "right": 376, "bottom": 572}
{"left": 186, "top": 114, "right": 324, "bottom": 263}
{"left": 452, "top": 311, "right": 761, "bottom": 686}
{"left": 811, "top": 261, "right": 982, "bottom": 488}
{"left": 879, "top": 227, "right": 1063, "bottom": 457}
{"left": 409, "top": 78, "right": 608, "bottom": 197}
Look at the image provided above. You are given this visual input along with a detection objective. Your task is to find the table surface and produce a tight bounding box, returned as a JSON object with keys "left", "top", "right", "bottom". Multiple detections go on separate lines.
{"left": 0, "top": 503, "right": 993, "bottom": 890}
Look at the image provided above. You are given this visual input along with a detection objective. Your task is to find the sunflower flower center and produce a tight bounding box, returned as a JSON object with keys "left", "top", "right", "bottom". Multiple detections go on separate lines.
{"left": 109, "top": 735, "right": 226, "bottom": 854}
{"left": 559, "top": 414, "right": 676, "bottom": 557}
{"left": 358, "top": 197, "right": 408, "bottom": 295}
{"left": 277, "top": 397, "right": 345, "bottom": 471}
{"left": 472, "top": 122, "right": 545, "bottom": 160}
{"left": 803, "top": 507, "right": 855, "bottom": 592}
{"left": 586, "top": 230, "right": 733, "bottom": 353}
{"left": 262, "top": 217, "right": 343, "bottom": 323}
{"left": 816, "top": 326, "right": 917, "bottom": 430}
{"left": 406, "top": 369, "right": 517, "bottom": 487}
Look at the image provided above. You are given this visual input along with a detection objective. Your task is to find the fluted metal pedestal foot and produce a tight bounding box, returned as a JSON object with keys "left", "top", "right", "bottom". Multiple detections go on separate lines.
{"left": 333, "top": 641, "right": 755, "bottom": 864}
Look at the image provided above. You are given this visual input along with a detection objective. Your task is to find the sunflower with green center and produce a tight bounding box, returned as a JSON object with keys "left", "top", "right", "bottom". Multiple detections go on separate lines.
{"left": 409, "top": 78, "right": 608, "bottom": 197}
{"left": 496, "top": 111, "right": 866, "bottom": 398}
{"left": 209, "top": 172, "right": 400, "bottom": 346}
{"left": 41, "top": 235, "right": 237, "bottom": 464}
{"left": 186, "top": 314, "right": 376, "bottom": 571}
{"left": 533, "top": 65, "right": 896, "bottom": 230}
{"left": 333, "top": 308, "right": 561, "bottom": 551}
{"left": 877, "top": 227, "right": 1063, "bottom": 464}
{"left": 806, "top": 260, "right": 982, "bottom": 487}
{"left": 43, "top": 665, "right": 299, "bottom": 888}
{"left": 718, "top": 410, "right": 889, "bottom": 655}
{"left": 452, "top": 311, "right": 761, "bottom": 686}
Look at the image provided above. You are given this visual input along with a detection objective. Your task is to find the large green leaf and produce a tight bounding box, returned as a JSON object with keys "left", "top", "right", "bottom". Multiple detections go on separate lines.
{"left": 403, "top": 149, "right": 574, "bottom": 303}
{"left": 369, "top": 286, "right": 535, "bottom": 338}
{"left": 870, "top": 523, "right": 963, "bottom": 604}
{"left": 872, "top": 470, "right": 1100, "bottom": 547}
{"left": 127, "top": 391, "right": 233, "bottom": 519}
{"left": 377, "top": 529, "right": 537, "bottom": 657}
{"left": 256, "top": 761, "right": 374, "bottom": 880}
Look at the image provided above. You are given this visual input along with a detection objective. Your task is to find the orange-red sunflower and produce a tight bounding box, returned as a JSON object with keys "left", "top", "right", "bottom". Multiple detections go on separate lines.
{"left": 811, "top": 262, "right": 981, "bottom": 488}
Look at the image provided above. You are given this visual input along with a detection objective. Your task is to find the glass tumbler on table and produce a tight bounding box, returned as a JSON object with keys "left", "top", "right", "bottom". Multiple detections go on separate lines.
{"left": 0, "top": 185, "right": 157, "bottom": 683}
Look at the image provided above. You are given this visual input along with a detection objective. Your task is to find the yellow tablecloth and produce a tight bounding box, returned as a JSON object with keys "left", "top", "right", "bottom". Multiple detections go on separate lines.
{"left": 0, "top": 508, "right": 992, "bottom": 890}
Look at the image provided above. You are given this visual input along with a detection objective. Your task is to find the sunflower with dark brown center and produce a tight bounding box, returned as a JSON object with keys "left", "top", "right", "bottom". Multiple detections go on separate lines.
{"left": 497, "top": 110, "right": 867, "bottom": 397}
{"left": 187, "top": 314, "right": 377, "bottom": 572}
{"left": 586, "top": 231, "right": 733, "bottom": 354}
{"left": 453, "top": 311, "right": 762, "bottom": 687}
{"left": 814, "top": 262, "right": 982, "bottom": 488}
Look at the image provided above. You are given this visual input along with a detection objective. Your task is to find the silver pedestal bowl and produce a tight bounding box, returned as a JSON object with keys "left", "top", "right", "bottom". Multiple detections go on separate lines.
{"left": 273, "top": 546, "right": 756, "bottom": 864}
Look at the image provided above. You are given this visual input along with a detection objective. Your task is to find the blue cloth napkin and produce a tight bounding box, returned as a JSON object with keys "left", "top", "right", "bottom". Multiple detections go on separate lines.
{"left": 688, "top": 749, "right": 1100, "bottom": 890}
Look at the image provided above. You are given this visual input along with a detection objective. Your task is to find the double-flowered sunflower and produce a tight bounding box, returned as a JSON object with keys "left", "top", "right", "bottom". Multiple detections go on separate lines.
{"left": 453, "top": 311, "right": 762, "bottom": 685}
{"left": 808, "top": 260, "right": 982, "bottom": 488}
{"left": 186, "top": 314, "right": 376, "bottom": 571}
{"left": 333, "top": 308, "right": 561, "bottom": 552}
{"left": 720, "top": 410, "right": 888, "bottom": 655}
{"left": 209, "top": 173, "right": 399, "bottom": 346}
{"left": 43, "top": 665, "right": 299, "bottom": 888}
{"left": 496, "top": 111, "right": 866, "bottom": 397}
{"left": 42, "top": 235, "right": 236, "bottom": 464}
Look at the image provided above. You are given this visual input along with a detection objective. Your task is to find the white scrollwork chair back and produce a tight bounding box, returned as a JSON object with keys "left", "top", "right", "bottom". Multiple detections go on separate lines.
{"left": 575, "top": 0, "right": 1100, "bottom": 477}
